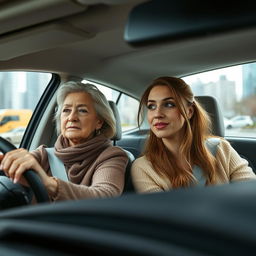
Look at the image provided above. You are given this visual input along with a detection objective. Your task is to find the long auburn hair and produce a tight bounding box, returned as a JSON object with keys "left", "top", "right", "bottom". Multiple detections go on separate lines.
{"left": 138, "top": 76, "right": 217, "bottom": 188}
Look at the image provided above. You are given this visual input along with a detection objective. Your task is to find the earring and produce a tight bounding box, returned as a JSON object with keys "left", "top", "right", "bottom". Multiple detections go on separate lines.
{"left": 95, "top": 129, "right": 101, "bottom": 136}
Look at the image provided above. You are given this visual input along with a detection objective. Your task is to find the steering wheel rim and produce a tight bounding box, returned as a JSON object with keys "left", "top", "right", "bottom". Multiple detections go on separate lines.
{"left": 0, "top": 136, "right": 50, "bottom": 203}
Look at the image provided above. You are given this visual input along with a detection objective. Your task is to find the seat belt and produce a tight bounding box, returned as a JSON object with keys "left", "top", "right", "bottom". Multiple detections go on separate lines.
{"left": 193, "top": 138, "right": 220, "bottom": 185}
{"left": 45, "top": 148, "right": 68, "bottom": 181}
{"left": 206, "top": 137, "right": 220, "bottom": 156}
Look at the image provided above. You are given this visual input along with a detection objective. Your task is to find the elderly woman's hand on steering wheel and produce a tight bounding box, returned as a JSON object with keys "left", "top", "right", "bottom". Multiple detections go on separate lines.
{"left": 0, "top": 148, "right": 57, "bottom": 192}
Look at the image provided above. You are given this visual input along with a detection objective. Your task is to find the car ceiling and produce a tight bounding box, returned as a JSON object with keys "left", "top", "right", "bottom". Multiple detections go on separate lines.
{"left": 0, "top": 0, "right": 256, "bottom": 99}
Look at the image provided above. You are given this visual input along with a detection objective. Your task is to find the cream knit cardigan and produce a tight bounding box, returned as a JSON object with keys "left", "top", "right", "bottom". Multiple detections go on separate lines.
{"left": 131, "top": 139, "right": 256, "bottom": 193}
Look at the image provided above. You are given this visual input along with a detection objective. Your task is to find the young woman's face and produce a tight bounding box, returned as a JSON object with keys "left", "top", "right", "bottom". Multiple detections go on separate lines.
{"left": 60, "top": 92, "right": 103, "bottom": 146}
{"left": 147, "top": 85, "right": 193, "bottom": 142}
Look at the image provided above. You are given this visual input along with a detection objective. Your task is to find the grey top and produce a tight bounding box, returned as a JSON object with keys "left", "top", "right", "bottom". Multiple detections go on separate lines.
{"left": 192, "top": 138, "right": 221, "bottom": 186}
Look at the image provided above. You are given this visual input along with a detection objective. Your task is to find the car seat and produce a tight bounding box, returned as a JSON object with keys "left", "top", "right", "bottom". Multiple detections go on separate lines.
{"left": 195, "top": 96, "right": 225, "bottom": 137}
{"left": 108, "top": 101, "right": 135, "bottom": 193}
{"left": 195, "top": 96, "right": 255, "bottom": 170}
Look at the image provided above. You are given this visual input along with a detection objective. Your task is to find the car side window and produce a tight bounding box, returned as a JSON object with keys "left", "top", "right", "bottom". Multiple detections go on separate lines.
{"left": 183, "top": 63, "right": 256, "bottom": 138}
{"left": 0, "top": 71, "right": 52, "bottom": 146}
{"left": 117, "top": 94, "right": 139, "bottom": 131}
{"left": 83, "top": 80, "right": 139, "bottom": 132}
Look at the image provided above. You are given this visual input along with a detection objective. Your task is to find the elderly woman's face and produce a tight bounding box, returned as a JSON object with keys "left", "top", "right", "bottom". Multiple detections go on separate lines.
{"left": 60, "top": 92, "right": 103, "bottom": 146}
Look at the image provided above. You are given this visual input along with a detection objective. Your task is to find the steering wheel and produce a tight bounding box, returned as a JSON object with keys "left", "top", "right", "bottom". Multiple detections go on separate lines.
{"left": 0, "top": 136, "right": 49, "bottom": 209}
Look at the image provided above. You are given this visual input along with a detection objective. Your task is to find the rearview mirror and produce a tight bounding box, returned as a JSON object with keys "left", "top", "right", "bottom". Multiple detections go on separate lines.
{"left": 124, "top": 0, "right": 256, "bottom": 46}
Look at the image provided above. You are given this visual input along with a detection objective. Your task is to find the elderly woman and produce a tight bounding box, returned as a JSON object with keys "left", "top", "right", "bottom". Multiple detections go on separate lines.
{"left": 0, "top": 81, "right": 128, "bottom": 202}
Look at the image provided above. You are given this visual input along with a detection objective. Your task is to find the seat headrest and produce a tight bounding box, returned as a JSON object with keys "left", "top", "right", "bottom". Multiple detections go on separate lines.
{"left": 195, "top": 96, "right": 225, "bottom": 137}
{"left": 108, "top": 100, "right": 122, "bottom": 141}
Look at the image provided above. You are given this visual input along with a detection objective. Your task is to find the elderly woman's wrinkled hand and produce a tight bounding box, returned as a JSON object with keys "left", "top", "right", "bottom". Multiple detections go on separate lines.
{"left": 0, "top": 148, "right": 48, "bottom": 186}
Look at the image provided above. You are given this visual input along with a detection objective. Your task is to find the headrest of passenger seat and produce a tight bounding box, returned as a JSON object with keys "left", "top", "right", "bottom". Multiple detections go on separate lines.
{"left": 195, "top": 96, "right": 225, "bottom": 137}
{"left": 108, "top": 100, "right": 122, "bottom": 141}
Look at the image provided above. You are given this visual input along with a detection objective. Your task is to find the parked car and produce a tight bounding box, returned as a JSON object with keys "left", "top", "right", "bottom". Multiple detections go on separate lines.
{"left": 224, "top": 117, "right": 232, "bottom": 129}
{"left": 0, "top": 127, "right": 26, "bottom": 145}
{"left": 226, "top": 115, "right": 254, "bottom": 129}
{"left": 0, "top": 0, "right": 256, "bottom": 255}
{"left": 0, "top": 109, "right": 32, "bottom": 133}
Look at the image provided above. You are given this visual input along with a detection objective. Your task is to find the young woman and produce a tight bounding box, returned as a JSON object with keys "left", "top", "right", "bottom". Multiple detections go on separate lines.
{"left": 131, "top": 76, "right": 256, "bottom": 193}
{"left": 0, "top": 81, "right": 128, "bottom": 201}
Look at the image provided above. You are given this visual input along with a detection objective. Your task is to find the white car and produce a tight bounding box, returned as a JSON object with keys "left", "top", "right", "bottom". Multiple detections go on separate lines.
{"left": 224, "top": 118, "right": 232, "bottom": 129}
{"left": 226, "top": 116, "right": 253, "bottom": 129}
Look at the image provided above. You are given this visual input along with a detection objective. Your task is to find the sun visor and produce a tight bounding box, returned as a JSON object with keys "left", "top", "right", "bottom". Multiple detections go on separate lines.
{"left": 0, "top": 23, "right": 94, "bottom": 61}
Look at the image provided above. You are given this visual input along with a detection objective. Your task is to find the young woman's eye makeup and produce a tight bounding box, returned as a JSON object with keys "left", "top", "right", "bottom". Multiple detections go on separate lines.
{"left": 164, "top": 101, "right": 175, "bottom": 108}
{"left": 147, "top": 103, "right": 157, "bottom": 110}
{"left": 147, "top": 100, "right": 175, "bottom": 110}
